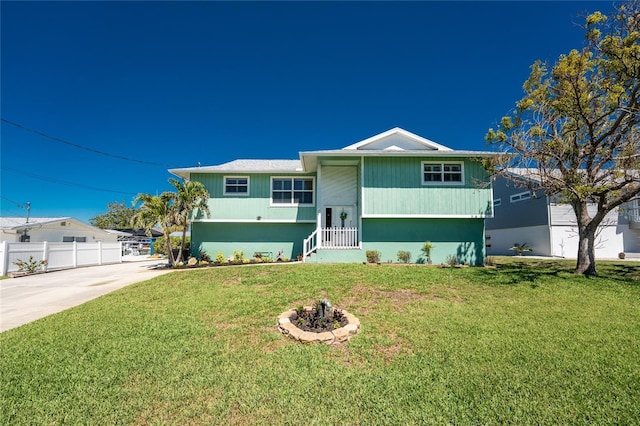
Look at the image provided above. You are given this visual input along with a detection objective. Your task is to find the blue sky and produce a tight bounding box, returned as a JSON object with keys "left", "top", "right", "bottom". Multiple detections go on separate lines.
{"left": 1, "top": 1, "right": 607, "bottom": 223}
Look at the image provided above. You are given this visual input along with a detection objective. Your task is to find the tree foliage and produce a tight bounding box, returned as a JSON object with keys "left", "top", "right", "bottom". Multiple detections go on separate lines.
{"left": 169, "top": 178, "right": 210, "bottom": 264}
{"left": 89, "top": 201, "right": 137, "bottom": 229}
{"left": 131, "top": 178, "right": 210, "bottom": 265}
{"left": 485, "top": 2, "right": 640, "bottom": 275}
{"left": 131, "top": 192, "right": 179, "bottom": 264}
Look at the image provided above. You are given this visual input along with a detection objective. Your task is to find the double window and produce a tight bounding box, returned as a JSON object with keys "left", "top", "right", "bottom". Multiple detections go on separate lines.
{"left": 510, "top": 191, "right": 531, "bottom": 203}
{"left": 422, "top": 161, "right": 464, "bottom": 185}
{"left": 224, "top": 176, "right": 249, "bottom": 196}
{"left": 271, "top": 177, "right": 314, "bottom": 205}
{"left": 63, "top": 236, "right": 87, "bottom": 242}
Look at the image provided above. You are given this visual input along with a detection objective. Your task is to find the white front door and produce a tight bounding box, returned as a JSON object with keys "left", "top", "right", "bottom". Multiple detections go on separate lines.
{"left": 325, "top": 206, "right": 354, "bottom": 228}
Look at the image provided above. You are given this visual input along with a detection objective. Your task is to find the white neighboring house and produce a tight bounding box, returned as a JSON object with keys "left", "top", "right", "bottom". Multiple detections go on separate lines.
{"left": 486, "top": 173, "right": 640, "bottom": 259}
{"left": 0, "top": 217, "right": 118, "bottom": 243}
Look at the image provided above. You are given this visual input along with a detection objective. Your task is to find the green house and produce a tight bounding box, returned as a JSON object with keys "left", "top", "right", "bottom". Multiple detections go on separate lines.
{"left": 169, "top": 128, "right": 495, "bottom": 265}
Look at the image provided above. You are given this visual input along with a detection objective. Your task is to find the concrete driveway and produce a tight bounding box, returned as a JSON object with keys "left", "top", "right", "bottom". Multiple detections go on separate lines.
{"left": 0, "top": 258, "right": 174, "bottom": 332}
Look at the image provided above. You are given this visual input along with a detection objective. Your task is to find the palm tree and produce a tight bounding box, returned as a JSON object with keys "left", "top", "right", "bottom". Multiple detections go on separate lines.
{"left": 169, "top": 178, "right": 210, "bottom": 263}
{"left": 131, "top": 191, "right": 179, "bottom": 265}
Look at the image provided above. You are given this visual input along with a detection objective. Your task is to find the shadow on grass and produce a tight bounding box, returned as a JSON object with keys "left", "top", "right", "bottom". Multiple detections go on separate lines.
{"left": 480, "top": 262, "right": 566, "bottom": 286}
{"left": 597, "top": 262, "right": 640, "bottom": 285}
{"left": 482, "top": 258, "right": 640, "bottom": 286}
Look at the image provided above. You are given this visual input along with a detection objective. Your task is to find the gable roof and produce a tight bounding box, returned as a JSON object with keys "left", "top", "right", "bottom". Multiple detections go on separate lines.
{"left": 1, "top": 217, "right": 73, "bottom": 231}
{"left": 169, "top": 128, "right": 496, "bottom": 178}
{"left": 0, "top": 217, "right": 111, "bottom": 234}
{"left": 342, "top": 127, "right": 453, "bottom": 151}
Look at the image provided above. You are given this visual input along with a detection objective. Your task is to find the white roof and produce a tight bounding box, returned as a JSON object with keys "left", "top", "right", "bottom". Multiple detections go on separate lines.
{"left": 170, "top": 159, "right": 303, "bottom": 179}
{"left": 169, "top": 128, "right": 496, "bottom": 178}
{"left": 0, "top": 216, "right": 73, "bottom": 231}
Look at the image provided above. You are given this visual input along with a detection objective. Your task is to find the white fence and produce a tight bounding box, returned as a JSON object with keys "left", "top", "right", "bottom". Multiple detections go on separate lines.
{"left": 0, "top": 241, "right": 122, "bottom": 276}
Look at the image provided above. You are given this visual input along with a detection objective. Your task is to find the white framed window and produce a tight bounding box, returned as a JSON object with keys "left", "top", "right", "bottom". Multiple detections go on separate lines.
{"left": 224, "top": 176, "right": 249, "bottom": 196}
{"left": 493, "top": 198, "right": 502, "bottom": 207}
{"left": 271, "top": 177, "right": 314, "bottom": 206}
{"left": 422, "top": 161, "right": 464, "bottom": 185}
{"left": 510, "top": 191, "right": 531, "bottom": 203}
{"left": 63, "top": 236, "right": 87, "bottom": 242}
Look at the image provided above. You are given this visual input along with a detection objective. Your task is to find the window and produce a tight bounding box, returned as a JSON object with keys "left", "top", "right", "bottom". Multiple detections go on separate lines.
{"left": 510, "top": 191, "right": 532, "bottom": 203}
{"left": 422, "top": 162, "right": 464, "bottom": 185}
{"left": 63, "top": 236, "right": 87, "bottom": 242}
{"left": 271, "top": 177, "right": 314, "bottom": 205}
{"left": 224, "top": 176, "right": 249, "bottom": 195}
{"left": 493, "top": 198, "right": 502, "bottom": 207}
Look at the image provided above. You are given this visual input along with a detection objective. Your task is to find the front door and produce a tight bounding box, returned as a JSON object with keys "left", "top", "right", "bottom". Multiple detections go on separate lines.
{"left": 325, "top": 206, "right": 354, "bottom": 228}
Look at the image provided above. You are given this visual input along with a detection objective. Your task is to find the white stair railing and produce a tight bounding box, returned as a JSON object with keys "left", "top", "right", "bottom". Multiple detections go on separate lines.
{"left": 320, "top": 227, "right": 359, "bottom": 249}
{"left": 303, "top": 229, "right": 318, "bottom": 263}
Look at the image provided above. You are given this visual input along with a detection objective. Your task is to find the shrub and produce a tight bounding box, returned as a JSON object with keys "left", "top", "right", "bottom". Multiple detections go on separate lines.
{"left": 510, "top": 242, "right": 533, "bottom": 256}
{"left": 153, "top": 236, "right": 189, "bottom": 255}
{"left": 199, "top": 250, "right": 212, "bottom": 263}
{"left": 397, "top": 250, "right": 411, "bottom": 263}
{"left": 233, "top": 250, "right": 244, "bottom": 263}
{"left": 366, "top": 250, "right": 381, "bottom": 263}
{"left": 215, "top": 252, "right": 226, "bottom": 264}
{"left": 421, "top": 241, "right": 434, "bottom": 264}
{"left": 445, "top": 254, "right": 458, "bottom": 266}
{"left": 13, "top": 256, "right": 47, "bottom": 273}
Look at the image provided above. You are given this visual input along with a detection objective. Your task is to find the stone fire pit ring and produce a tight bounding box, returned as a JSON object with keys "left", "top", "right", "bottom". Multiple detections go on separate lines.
{"left": 277, "top": 307, "right": 360, "bottom": 345}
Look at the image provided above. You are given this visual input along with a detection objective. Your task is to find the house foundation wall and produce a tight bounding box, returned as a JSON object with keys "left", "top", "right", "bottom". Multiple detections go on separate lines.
{"left": 191, "top": 222, "right": 315, "bottom": 261}
{"left": 361, "top": 218, "right": 486, "bottom": 266}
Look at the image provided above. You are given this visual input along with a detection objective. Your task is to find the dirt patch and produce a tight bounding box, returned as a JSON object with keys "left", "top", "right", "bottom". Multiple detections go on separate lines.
{"left": 341, "top": 285, "right": 464, "bottom": 313}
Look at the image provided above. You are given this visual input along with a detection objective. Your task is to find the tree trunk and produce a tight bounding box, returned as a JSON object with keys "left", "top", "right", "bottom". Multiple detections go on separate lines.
{"left": 575, "top": 228, "right": 597, "bottom": 276}
{"left": 573, "top": 201, "right": 598, "bottom": 276}
{"left": 165, "top": 232, "right": 175, "bottom": 265}
{"left": 177, "top": 227, "right": 187, "bottom": 264}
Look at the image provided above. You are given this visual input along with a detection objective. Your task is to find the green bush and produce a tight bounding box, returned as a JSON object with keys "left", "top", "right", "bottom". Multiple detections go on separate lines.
{"left": 397, "top": 250, "right": 411, "bottom": 263}
{"left": 13, "top": 256, "right": 47, "bottom": 273}
{"left": 366, "top": 250, "right": 381, "bottom": 263}
{"left": 153, "top": 236, "right": 189, "bottom": 255}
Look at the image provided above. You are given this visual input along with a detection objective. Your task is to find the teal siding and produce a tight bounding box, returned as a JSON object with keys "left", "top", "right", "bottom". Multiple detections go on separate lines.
{"left": 191, "top": 222, "right": 315, "bottom": 260}
{"left": 361, "top": 218, "right": 485, "bottom": 265}
{"left": 362, "top": 157, "right": 492, "bottom": 216}
{"left": 191, "top": 172, "right": 316, "bottom": 221}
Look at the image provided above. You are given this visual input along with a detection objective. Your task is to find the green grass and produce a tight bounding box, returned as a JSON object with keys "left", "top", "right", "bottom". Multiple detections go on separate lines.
{"left": 1, "top": 258, "right": 639, "bottom": 425}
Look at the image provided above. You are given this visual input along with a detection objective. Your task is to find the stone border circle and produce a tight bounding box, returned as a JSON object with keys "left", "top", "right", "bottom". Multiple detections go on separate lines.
{"left": 277, "top": 307, "right": 360, "bottom": 345}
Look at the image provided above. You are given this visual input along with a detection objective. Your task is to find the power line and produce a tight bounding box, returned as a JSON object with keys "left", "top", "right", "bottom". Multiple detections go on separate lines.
{"left": 2, "top": 165, "right": 138, "bottom": 195}
{"left": 1, "top": 118, "right": 175, "bottom": 168}
{"left": 0, "top": 196, "right": 27, "bottom": 208}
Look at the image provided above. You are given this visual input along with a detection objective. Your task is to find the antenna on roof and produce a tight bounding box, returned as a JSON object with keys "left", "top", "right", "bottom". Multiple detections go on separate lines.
{"left": 25, "top": 201, "right": 30, "bottom": 224}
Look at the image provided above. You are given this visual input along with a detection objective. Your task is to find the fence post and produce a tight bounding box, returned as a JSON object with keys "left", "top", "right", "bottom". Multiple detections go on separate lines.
{"left": 42, "top": 241, "right": 49, "bottom": 272}
{"left": 0, "top": 241, "right": 7, "bottom": 276}
{"left": 72, "top": 241, "right": 78, "bottom": 268}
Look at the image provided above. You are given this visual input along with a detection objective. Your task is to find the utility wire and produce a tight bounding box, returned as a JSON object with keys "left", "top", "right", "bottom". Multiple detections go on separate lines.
{"left": 0, "top": 196, "right": 27, "bottom": 208}
{"left": 1, "top": 118, "right": 175, "bottom": 168}
{"left": 2, "top": 165, "right": 137, "bottom": 195}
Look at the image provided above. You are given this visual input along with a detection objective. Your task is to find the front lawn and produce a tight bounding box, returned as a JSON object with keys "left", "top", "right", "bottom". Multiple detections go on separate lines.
{"left": 1, "top": 259, "right": 639, "bottom": 424}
